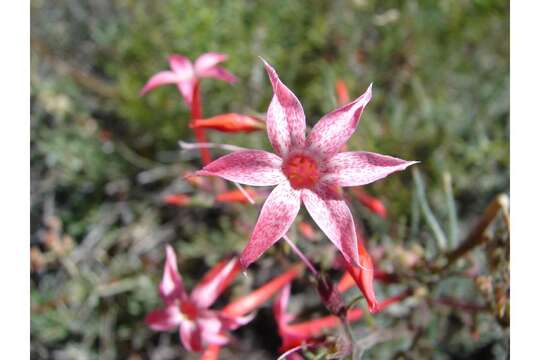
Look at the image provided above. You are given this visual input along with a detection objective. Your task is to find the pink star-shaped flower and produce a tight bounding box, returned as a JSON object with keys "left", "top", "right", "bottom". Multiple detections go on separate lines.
{"left": 140, "top": 52, "right": 237, "bottom": 107}
{"left": 196, "top": 60, "right": 417, "bottom": 269}
{"left": 145, "top": 245, "right": 252, "bottom": 352}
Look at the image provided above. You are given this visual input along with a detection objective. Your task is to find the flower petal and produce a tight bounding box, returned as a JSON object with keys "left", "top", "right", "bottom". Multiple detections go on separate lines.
{"left": 190, "top": 257, "right": 240, "bottom": 309}
{"left": 302, "top": 185, "right": 360, "bottom": 267}
{"left": 194, "top": 52, "right": 228, "bottom": 72}
{"left": 140, "top": 71, "right": 180, "bottom": 96}
{"left": 176, "top": 79, "right": 197, "bottom": 108}
{"left": 168, "top": 55, "right": 196, "bottom": 106}
{"left": 197, "top": 65, "right": 237, "bottom": 83}
{"left": 159, "top": 245, "right": 188, "bottom": 305}
{"left": 197, "top": 315, "right": 230, "bottom": 346}
{"left": 240, "top": 182, "right": 301, "bottom": 268}
{"left": 169, "top": 54, "right": 194, "bottom": 77}
{"left": 262, "top": 59, "right": 306, "bottom": 157}
{"left": 145, "top": 306, "right": 183, "bottom": 331}
{"left": 273, "top": 283, "right": 294, "bottom": 328}
{"left": 219, "top": 312, "right": 255, "bottom": 330}
{"left": 325, "top": 151, "right": 418, "bottom": 187}
{"left": 196, "top": 150, "right": 286, "bottom": 186}
{"left": 180, "top": 321, "right": 203, "bottom": 352}
{"left": 342, "top": 239, "right": 379, "bottom": 313}
{"left": 307, "top": 84, "right": 372, "bottom": 158}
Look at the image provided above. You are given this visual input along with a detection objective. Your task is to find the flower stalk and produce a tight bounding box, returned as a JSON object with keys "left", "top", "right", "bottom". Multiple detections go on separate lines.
{"left": 191, "top": 82, "right": 212, "bottom": 165}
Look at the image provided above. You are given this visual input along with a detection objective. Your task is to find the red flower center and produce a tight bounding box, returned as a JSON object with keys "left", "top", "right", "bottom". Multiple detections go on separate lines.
{"left": 180, "top": 301, "right": 199, "bottom": 320}
{"left": 283, "top": 154, "right": 320, "bottom": 189}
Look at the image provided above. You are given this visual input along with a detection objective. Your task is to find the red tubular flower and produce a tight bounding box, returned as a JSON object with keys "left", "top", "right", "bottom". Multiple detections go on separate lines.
{"left": 341, "top": 237, "right": 380, "bottom": 313}
{"left": 196, "top": 60, "right": 417, "bottom": 270}
{"left": 191, "top": 113, "right": 266, "bottom": 133}
{"left": 337, "top": 269, "right": 398, "bottom": 293}
{"left": 140, "top": 53, "right": 236, "bottom": 107}
{"left": 275, "top": 287, "right": 411, "bottom": 355}
{"left": 298, "top": 221, "right": 316, "bottom": 240}
{"left": 145, "top": 246, "right": 252, "bottom": 352}
{"left": 351, "top": 187, "right": 387, "bottom": 219}
{"left": 222, "top": 264, "right": 302, "bottom": 317}
{"left": 199, "top": 265, "right": 302, "bottom": 360}
{"left": 335, "top": 79, "right": 350, "bottom": 106}
{"left": 215, "top": 189, "right": 258, "bottom": 204}
{"left": 164, "top": 194, "right": 191, "bottom": 206}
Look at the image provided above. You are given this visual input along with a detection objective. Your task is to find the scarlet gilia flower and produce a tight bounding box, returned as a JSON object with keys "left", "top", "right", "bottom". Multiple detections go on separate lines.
{"left": 335, "top": 79, "right": 350, "bottom": 106}
{"left": 274, "top": 284, "right": 411, "bottom": 358}
{"left": 140, "top": 52, "right": 237, "bottom": 107}
{"left": 191, "top": 113, "right": 265, "bottom": 133}
{"left": 351, "top": 187, "right": 387, "bottom": 219}
{"left": 164, "top": 194, "right": 191, "bottom": 206}
{"left": 215, "top": 189, "right": 258, "bottom": 204}
{"left": 200, "top": 265, "right": 303, "bottom": 360}
{"left": 298, "top": 221, "right": 316, "bottom": 240}
{"left": 145, "top": 246, "right": 252, "bottom": 352}
{"left": 196, "top": 59, "right": 417, "bottom": 269}
{"left": 337, "top": 235, "right": 380, "bottom": 313}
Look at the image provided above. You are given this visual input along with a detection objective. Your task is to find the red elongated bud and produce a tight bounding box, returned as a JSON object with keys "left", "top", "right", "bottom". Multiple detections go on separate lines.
{"left": 343, "top": 239, "right": 379, "bottom": 313}
{"left": 337, "top": 269, "right": 399, "bottom": 293}
{"left": 285, "top": 292, "right": 410, "bottom": 342}
{"left": 190, "top": 257, "right": 240, "bottom": 309}
{"left": 164, "top": 194, "right": 191, "bottom": 206}
{"left": 190, "top": 113, "right": 266, "bottom": 133}
{"left": 335, "top": 79, "right": 350, "bottom": 106}
{"left": 223, "top": 264, "right": 302, "bottom": 317}
{"left": 351, "top": 187, "right": 387, "bottom": 218}
{"left": 298, "top": 221, "right": 316, "bottom": 240}
{"left": 215, "top": 189, "right": 257, "bottom": 204}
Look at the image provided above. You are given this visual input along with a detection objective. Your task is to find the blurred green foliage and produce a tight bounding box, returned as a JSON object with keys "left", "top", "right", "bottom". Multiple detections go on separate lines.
{"left": 31, "top": 0, "right": 508, "bottom": 359}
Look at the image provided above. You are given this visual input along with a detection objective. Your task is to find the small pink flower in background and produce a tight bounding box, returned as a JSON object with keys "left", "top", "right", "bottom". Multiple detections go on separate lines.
{"left": 196, "top": 60, "right": 417, "bottom": 269}
{"left": 145, "top": 245, "right": 252, "bottom": 352}
{"left": 140, "top": 52, "right": 237, "bottom": 107}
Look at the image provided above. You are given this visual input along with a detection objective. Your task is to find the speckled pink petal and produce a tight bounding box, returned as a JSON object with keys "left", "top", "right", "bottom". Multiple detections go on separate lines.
{"left": 262, "top": 59, "right": 306, "bottom": 157}
{"left": 302, "top": 185, "right": 360, "bottom": 267}
{"left": 159, "top": 245, "right": 188, "bottom": 305}
{"left": 180, "top": 320, "right": 203, "bottom": 352}
{"left": 145, "top": 305, "right": 183, "bottom": 331}
{"left": 191, "top": 257, "right": 240, "bottom": 309}
{"left": 240, "top": 182, "right": 301, "bottom": 268}
{"left": 307, "top": 84, "right": 372, "bottom": 158}
{"left": 196, "top": 150, "right": 286, "bottom": 186}
{"left": 140, "top": 71, "right": 180, "bottom": 96}
{"left": 325, "top": 151, "right": 418, "bottom": 187}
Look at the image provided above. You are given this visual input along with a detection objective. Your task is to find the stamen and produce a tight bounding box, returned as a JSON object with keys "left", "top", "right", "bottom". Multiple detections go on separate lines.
{"left": 283, "top": 154, "right": 320, "bottom": 189}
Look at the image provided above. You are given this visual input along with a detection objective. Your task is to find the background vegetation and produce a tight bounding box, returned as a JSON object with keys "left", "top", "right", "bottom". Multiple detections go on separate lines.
{"left": 31, "top": 0, "right": 509, "bottom": 359}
